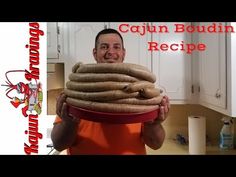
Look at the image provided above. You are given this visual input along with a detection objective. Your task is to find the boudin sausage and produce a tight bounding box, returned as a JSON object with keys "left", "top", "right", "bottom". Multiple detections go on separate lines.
{"left": 123, "top": 81, "right": 155, "bottom": 93}
{"left": 140, "top": 88, "right": 163, "bottom": 99}
{"left": 75, "top": 63, "right": 156, "bottom": 83}
{"left": 107, "top": 95, "right": 163, "bottom": 105}
{"left": 69, "top": 73, "right": 140, "bottom": 82}
{"left": 64, "top": 89, "right": 139, "bottom": 102}
{"left": 72, "top": 62, "right": 83, "bottom": 73}
{"left": 78, "top": 62, "right": 151, "bottom": 71}
{"left": 66, "top": 81, "right": 130, "bottom": 92}
{"left": 66, "top": 97, "right": 159, "bottom": 113}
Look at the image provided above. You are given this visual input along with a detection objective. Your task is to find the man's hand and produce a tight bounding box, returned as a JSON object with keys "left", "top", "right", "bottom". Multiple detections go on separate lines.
{"left": 158, "top": 95, "right": 170, "bottom": 123}
{"left": 51, "top": 92, "right": 79, "bottom": 151}
{"left": 56, "top": 92, "right": 80, "bottom": 123}
{"left": 146, "top": 95, "right": 170, "bottom": 124}
{"left": 142, "top": 96, "right": 170, "bottom": 150}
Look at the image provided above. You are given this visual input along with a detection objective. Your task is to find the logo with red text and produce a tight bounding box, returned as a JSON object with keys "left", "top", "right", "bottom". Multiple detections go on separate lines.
{"left": 0, "top": 22, "right": 44, "bottom": 155}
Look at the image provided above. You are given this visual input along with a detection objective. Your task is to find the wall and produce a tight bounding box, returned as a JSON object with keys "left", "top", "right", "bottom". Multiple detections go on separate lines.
{"left": 47, "top": 63, "right": 65, "bottom": 115}
{"left": 47, "top": 88, "right": 64, "bottom": 115}
{"left": 47, "top": 63, "right": 65, "bottom": 90}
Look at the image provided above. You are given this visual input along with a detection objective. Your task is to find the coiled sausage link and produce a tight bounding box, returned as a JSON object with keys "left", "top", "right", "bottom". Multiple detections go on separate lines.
{"left": 124, "top": 81, "right": 155, "bottom": 93}
{"left": 82, "top": 62, "right": 150, "bottom": 71}
{"left": 140, "top": 88, "right": 163, "bottom": 99}
{"left": 107, "top": 95, "right": 163, "bottom": 105}
{"left": 69, "top": 73, "right": 140, "bottom": 82}
{"left": 64, "top": 89, "right": 139, "bottom": 102}
{"left": 72, "top": 62, "right": 83, "bottom": 73}
{"left": 75, "top": 63, "right": 156, "bottom": 83}
{"left": 66, "top": 81, "right": 130, "bottom": 92}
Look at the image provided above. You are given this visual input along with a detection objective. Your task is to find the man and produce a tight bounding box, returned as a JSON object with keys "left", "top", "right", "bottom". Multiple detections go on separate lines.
{"left": 51, "top": 28, "right": 170, "bottom": 155}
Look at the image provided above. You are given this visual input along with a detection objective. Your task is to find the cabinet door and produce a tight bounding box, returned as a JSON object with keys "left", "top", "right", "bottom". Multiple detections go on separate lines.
{"left": 66, "top": 23, "right": 106, "bottom": 82}
{"left": 152, "top": 22, "right": 192, "bottom": 102}
{"left": 198, "top": 22, "right": 226, "bottom": 109}
{"left": 109, "top": 22, "right": 152, "bottom": 70}
{"left": 47, "top": 22, "right": 59, "bottom": 59}
{"left": 69, "top": 22, "right": 106, "bottom": 64}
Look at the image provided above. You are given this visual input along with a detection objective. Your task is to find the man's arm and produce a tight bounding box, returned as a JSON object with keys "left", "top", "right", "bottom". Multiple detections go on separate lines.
{"left": 51, "top": 93, "right": 79, "bottom": 152}
{"left": 142, "top": 96, "right": 170, "bottom": 150}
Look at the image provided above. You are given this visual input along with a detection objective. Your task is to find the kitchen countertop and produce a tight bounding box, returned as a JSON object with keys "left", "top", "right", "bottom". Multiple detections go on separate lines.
{"left": 55, "top": 139, "right": 236, "bottom": 155}
{"left": 146, "top": 139, "right": 236, "bottom": 155}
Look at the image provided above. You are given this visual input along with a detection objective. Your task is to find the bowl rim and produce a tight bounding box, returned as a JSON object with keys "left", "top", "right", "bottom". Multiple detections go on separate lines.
{"left": 68, "top": 104, "right": 159, "bottom": 124}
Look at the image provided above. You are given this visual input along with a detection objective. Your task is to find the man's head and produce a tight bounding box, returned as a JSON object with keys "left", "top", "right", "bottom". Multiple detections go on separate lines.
{"left": 93, "top": 28, "right": 126, "bottom": 63}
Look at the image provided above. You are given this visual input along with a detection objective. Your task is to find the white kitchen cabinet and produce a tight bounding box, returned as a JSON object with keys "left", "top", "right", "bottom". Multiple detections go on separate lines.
{"left": 47, "top": 22, "right": 67, "bottom": 89}
{"left": 151, "top": 22, "right": 192, "bottom": 103}
{"left": 47, "top": 22, "right": 68, "bottom": 64}
{"left": 68, "top": 22, "right": 107, "bottom": 64}
{"left": 197, "top": 22, "right": 226, "bottom": 109}
{"left": 65, "top": 22, "right": 107, "bottom": 83}
{"left": 194, "top": 22, "right": 236, "bottom": 117}
{"left": 227, "top": 24, "right": 236, "bottom": 117}
{"left": 47, "top": 22, "right": 59, "bottom": 59}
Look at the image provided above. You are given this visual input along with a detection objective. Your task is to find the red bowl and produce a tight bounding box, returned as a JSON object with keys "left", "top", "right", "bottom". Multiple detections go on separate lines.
{"left": 68, "top": 105, "right": 159, "bottom": 124}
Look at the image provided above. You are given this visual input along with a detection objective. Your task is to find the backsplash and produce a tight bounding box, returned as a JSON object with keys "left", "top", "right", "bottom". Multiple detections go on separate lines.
{"left": 163, "top": 104, "right": 236, "bottom": 146}
{"left": 47, "top": 63, "right": 64, "bottom": 90}
{"left": 47, "top": 88, "right": 64, "bottom": 115}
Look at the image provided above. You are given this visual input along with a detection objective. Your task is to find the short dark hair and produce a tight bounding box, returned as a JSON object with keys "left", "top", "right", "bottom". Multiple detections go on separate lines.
{"left": 95, "top": 28, "right": 124, "bottom": 49}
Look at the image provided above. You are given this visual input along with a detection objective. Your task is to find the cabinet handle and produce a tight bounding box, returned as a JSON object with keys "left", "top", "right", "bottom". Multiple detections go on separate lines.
{"left": 57, "top": 45, "right": 61, "bottom": 53}
{"left": 215, "top": 90, "right": 221, "bottom": 98}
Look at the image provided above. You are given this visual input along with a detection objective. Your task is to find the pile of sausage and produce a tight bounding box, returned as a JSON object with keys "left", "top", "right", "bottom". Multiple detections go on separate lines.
{"left": 65, "top": 62, "right": 163, "bottom": 113}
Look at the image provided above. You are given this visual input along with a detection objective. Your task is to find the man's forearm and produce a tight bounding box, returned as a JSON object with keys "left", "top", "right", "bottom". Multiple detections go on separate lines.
{"left": 51, "top": 121, "right": 78, "bottom": 152}
{"left": 142, "top": 122, "right": 166, "bottom": 150}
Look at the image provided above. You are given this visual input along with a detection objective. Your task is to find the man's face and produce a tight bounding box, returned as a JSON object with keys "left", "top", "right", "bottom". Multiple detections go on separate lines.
{"left": 93, "top": 33, "right": 126, "bottom": 63}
